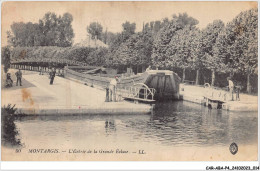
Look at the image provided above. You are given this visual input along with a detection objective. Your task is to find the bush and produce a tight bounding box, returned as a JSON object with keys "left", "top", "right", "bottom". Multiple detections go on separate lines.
{"left": 1, "top": 104, "right": 21, "bottom": 147}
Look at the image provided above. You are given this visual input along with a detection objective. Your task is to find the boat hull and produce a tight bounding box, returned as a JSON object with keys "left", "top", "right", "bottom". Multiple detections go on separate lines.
{"left": 64, "top": 67, "right": 181, "bottom": 100}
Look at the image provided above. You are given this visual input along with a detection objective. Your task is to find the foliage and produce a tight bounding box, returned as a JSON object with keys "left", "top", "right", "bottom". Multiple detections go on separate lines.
{"left": 200, "top": 20, "right": 225, "bottom": 72}
{"left": 87, "top": 22, "right": 103, "bottom": 40}
{"left": 151, "top": 13, "right": 199, "bottom": 68}
{"left": 1, "top": 46, "right": 11, "bottom": 73}
{"left": 122, "top": 21, "right": 136, "bottom": 37}
{"left": 212, "top": 9, "right": 258, "bottom": 92}
{"left": 101, "top": 31, "right": 117, "bottom": 46}
{"left": 11, "top": 46, "right": 97, "bottom": 65}
{"left": 6, "top": 8, "right": 258, "bottom": 92}
{"left": 166, "top": 26, "right": 200, "bottom": 70}
{"left": 7, "top": 12, "right": 74, "bottom": 47}
{"left": 109, "top": 30, "right": 153, "bottom": 67}
{"left": 88, "top": 47, "right": 108, "bottom": 66}
{"left": 1, "top": 104, "right": 21, "bottom": 147}
{"left": 215, "top": 8, "right": 258, "bottom": 74}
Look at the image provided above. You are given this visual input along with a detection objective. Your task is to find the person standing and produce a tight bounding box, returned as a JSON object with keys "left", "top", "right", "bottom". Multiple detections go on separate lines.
{"left": 15, "top": 69, "right": 22, "bottom": 86}
{"left": 235, "top": 85, "right": 241, "bottom": 101}
{"left": 49, "top": 68, "right": 56, "bottom": 85}
{"left": 227, "top": 77, "right": 234, "bottom": 101}
{"left": 109, "top": 77, "right": 118, "bottom": 102}
{"left": 39, "top": 68, "right": 43, "bottom": 75}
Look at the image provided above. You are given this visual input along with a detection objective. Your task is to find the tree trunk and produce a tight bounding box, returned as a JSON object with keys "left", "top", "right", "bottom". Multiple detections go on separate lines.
{"left": 211, "top": 69, "right": 215, "bottom": 86}
{"left": 195, "top": 69, "right": 200, "bottom": 85}
{"left": 247, "top": 73, "right": 252, "bottom": 94}
{"left": 182, "top": 68, "right": 186, "bottom": 82}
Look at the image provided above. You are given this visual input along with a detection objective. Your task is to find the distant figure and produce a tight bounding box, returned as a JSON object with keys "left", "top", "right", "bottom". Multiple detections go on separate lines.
{"left": 49, "top": 68, "right": 56, "bottom": 85}
{"left": 5, "top": 73, "right": 13, "bottom": 88}
{"left": 105, "top": 86, "right": 110, "bottom": 102}
{"left": 39, "top": 68, "right": 43, "bottom": 75}
{"left": 227, "top": 77, "right": 234, "bottom": 101}
{"left": 109, "top": 77, "right": 118, "bottom": 102}
{"left": 15, "top": 69, "right": 22, "bottom": 86}
{"left": 146, "top": 65, "right": 151, "bottom": 71}
{"left": 235, "top": 85, "right": 241, "bottom": 101}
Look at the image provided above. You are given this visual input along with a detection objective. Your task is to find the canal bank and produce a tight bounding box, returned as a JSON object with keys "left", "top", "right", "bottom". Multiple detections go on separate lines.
{"left": 179, "top": 84, "right": 258, "bottom": 112}
{"left": 2, "top": 70, "right": 153, "bottom": 115}
{"left": 2, "top": 100, "right": 258, "bottom": 161}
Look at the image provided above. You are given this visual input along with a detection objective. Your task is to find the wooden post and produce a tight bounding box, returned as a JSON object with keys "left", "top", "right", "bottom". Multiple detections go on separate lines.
{"left": 195, "top": 69, "right": 200, "bottom": 85}
{"left": 211, "top": 69, "right": 215, "bottom": 86}
{"left": 182, "top": 68, "right": 186, "bottom": 82}
{"left": 247, "top": 72, "right": 251, "bottom": 94}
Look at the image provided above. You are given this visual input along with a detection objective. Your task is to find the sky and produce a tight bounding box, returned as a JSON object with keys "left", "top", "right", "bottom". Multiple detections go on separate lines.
{"left": 1, "top": 1, "right": 257, "bottom": 46}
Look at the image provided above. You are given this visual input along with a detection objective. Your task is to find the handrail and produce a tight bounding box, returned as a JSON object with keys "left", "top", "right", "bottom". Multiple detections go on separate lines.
{"left": 204, "top": 83, "right": 211, "bottom": 88}
{"left": 133, "top": 83, "right": 155, "bottom": 97}
{"left": 120, "top": 83, "right": 155, "bottom": 101}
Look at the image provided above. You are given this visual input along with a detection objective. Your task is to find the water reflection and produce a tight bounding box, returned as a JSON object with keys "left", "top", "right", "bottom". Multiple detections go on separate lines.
{"left": 7, "top": 101, "right": 258, "bottom": 149}
{"left": 105, "top": 119, "right": 116, "bottom": 135}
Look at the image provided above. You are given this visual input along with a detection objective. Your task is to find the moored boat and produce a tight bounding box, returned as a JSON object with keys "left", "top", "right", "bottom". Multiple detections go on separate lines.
{"left": 64, "top": 66, "right": 181, "bottom": 101}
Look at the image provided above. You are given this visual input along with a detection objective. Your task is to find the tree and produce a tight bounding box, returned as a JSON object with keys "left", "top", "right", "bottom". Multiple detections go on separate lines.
{"left": 214, "top": 8, "right": 258, "bottom": 92}
{"left": 113, "top": 30, "right": 153, "bottom": 69}
{"left": 88, "top": 47, "right": 108, "bottom": 66}
{"left": 59, "top": 13, "right": 74, "bottom": 47}
{"left": 186, "top": 29, "right": 201, "bottom": 85}
{"left": 39, "top": 12, "right": 74, "bottom": 47}
{"left": 7, "top": 22, "right": 40, "bottom": 47}
{"left": 101, "top": 31, "right": 117, "bottom": 46}
{"left": 166, "top": 26, "right": 200, "bottom": 82}
{"left": 87, "top": 22, "right": 103, "bottom": 40}
{"left": 152, "top": 13, "right": 199, "bottom": 70}
{"left": 122, "top": 21, "right": 136, "bottom": 37}
{"left": 106, "top": 22, "right": 137, "bottom": 68}
{"left": 1, "top": 46, "right": 11, "bottom": 73}
{"left": 200, "top": 20, "right": 225, "bottom": 86}
{"left": 7, "top": 12, "right": 74, "bottom": 47}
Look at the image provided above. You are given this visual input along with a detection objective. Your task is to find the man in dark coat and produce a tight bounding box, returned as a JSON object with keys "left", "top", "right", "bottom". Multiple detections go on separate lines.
{"left": 15, "top": 69, "right": 22, "bottom": 86}
{"left": 49, "top": 68, "right": 56, "bottom": 85}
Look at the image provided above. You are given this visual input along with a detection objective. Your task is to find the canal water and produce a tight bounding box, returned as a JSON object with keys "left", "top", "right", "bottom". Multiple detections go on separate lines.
{"left": 4, "top": 101, "right": 257, "bottom": 151}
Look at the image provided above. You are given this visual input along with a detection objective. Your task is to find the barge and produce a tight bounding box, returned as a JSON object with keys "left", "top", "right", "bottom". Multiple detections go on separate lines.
{"left": 64, "top": 66, "right": 181, "bottom": 101}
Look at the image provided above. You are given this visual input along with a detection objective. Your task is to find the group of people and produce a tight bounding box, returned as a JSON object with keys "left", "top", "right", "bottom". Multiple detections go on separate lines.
{"left": 5, "top": 68, "right": 57, "bottom": 88}
{"left": 5, "top": 69, "right": 23, "bottom": 87}
{"left": 227, "top": 77, "right": 240, "bottom": 101}
{"left": 5, "top": 67, "right": 240, "bottom": 102}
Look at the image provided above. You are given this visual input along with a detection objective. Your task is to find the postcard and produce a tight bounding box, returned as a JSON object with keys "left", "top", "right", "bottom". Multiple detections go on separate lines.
{"left": 1, "top": 1, "right": 258, "bottom": 163}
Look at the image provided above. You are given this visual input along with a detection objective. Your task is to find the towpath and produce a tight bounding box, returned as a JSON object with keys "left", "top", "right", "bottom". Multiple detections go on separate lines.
{"left": 2, "top": 69, "right": 152, "bottom": 114}
{"left": 180, "top": 84, "right": 258, "bottom": 111}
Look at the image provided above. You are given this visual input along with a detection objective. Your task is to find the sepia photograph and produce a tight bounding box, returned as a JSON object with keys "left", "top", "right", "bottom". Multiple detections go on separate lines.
{"left": 1, "top": 1, "right": 258, "bottom": 164}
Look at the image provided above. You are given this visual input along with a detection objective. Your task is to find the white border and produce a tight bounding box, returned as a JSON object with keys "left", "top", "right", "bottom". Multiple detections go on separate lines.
{"left": 0, "top": 0, "right": 259, "bottom": 170}
{"left": 1, "top": 161, "right": 260, "bottom": 170}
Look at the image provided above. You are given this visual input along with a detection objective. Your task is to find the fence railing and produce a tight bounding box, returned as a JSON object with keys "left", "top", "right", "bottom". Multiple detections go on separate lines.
{"left": 11, "top": 57, "right": 87, "bottom": 66}
{"left": 203, "top": 83, "right": 240, "bottom": 102}
{"left": 117, "top": 83, "right": 156, "bottom": 102}
{"left": 64, "top": 67, "right": 111, "bottom": 88}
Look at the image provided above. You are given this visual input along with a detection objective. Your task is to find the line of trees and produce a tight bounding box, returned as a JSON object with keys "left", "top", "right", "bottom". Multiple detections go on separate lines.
{"left": 101, "top": 9, "right": 257, "bottom": 93}
{"left": 4, "top": 9, "right": 258, "bottom": 93}
{"left": 7, "top": 12, "right": 74, "bottom": 47}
